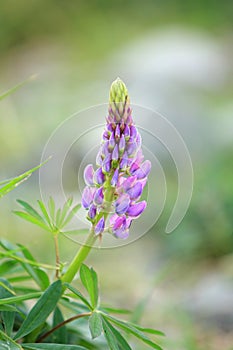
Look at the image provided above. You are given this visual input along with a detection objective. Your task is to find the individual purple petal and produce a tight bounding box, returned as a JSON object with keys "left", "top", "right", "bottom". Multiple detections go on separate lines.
{"left": 115, "top": 124, "right": 121, "bottom": 140}
{"left": 127, "top": 201, "right": 147, "bottom": 218}
{"left": 113, "top": 215, "right": 126, "bottom": 230}
{"left": 81, "top": 186, "right": 95, "bottom": 209}
{"left": 96, "top": 150, "right": 103, "bottom": 166}
{"left": 88, "top": 204, "right": 97, "bottom": 219}
{"left": 94, "top": 167, "right": 105, "bottom": 185}
{"left": 130, "top": 161, "right": 140, "bottom": 174}
{"left": 108, "top": 132, "right": 115, "bottom": 151}
{"left": 102, "top": 141, "right": 110, "bottom": 158}
{"left": 119, "top": 135, "right": 125, "bottom": 154}
{"left": 133, "top": 160, "right": 151, "bottom": 179}
{"left": 114, "top": 228, "right": 129, "bottom": 239}
{"left": 127, "top": 182, "right": 143, "bottom": 200}
{"left": 83, "top": 164, "right": 94, "bottom": 186}
{"left": 115, "top": 194, "right": 130, "bottom": 215}
{"left": 102, "top": 154, "right": 111, "bottom": 173}
{"left": 124, "top": 124, "right": 130, "bottom": 140}
{"left": 94, "top": 217, "right": 105, "bottom": 235}
{"left": 130, "top": 125, "right": 137, "bottom": 139}
{"left": 119, "top": 153, "right": 128, "bottom": 170}
{"left": 127, "top": 141, "right": 138, "bottom": 157}
{"left": 103, "top": 130, "right": 109, "bottom": 140}
{"left": 93, "top": 186, "right": 104, "bottom": 205}
{"left": 136, "top": 133, "right": 142, "bottom": 148}
{"left": 112, "top": 144, "right": 119, "bottom": 162}
{"left": 111, "top": 168, "right": 119, "bottom": 186}
{"left": 121, "top": 175, "right": 137, "bottom": 191}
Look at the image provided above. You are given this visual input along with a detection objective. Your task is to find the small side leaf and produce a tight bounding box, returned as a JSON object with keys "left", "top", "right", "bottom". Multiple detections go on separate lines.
{"left": 89, "top": 312, "right": 102, "bottom": 339}
{"left": 14, "top": 280, "right": 62, "bottom": 340}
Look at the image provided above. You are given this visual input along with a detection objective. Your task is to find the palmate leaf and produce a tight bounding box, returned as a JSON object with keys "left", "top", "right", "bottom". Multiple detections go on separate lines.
{"left": 103, "top": 314, "right": 163, "bottom": 350}
{"left": 80, "top": 264, "right": 99, "bottom": 309}
{"left": 0, "top": 160, "right": 49, "bottom": 199}
{"left": 15, "top": 197, "right": 82, "bottom": 234}
{"left": 14, "top": 280, "right": 62, "bottom": 340}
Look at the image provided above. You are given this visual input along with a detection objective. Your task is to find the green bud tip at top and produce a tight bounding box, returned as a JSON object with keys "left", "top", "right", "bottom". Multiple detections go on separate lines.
{"left": 109, "top": 77, "right": 129, "bottom": 104}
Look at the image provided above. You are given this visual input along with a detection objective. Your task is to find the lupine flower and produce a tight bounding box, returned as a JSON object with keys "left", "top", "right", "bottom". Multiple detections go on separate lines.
{"left": 81, "top": 78, "right": 151, "bottom": 238}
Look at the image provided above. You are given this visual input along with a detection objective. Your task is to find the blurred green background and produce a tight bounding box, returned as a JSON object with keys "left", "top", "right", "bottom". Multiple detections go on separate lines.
{"left": 0, "top": 1, "right": 233, "bottom": 349}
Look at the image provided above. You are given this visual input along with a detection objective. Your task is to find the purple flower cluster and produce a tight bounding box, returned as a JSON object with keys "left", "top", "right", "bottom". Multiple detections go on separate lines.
{"left": 81, "top": 78, "right": 151, "bottom": 239}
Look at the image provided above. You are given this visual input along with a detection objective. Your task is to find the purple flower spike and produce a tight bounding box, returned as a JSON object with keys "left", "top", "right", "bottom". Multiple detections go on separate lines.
{"left": 127, "top": 200, "right": 147, "bottom": 218}
{"left": 84, "top": 164, "right": 94, "bottom": 186}
{"left": 94, "top": 186, "right": 104, "bottom": 206}
{"left": 81, "top": 186, "right": 95, "bottom": 209}
{"left": 94, "top": 167, "right": 105, "bottom": 185}
{"left": 111, "top": 168, "right": 119, "bottom": 186}
{"left": 94, "top": 217, "right": 105, "bottom": 235}
{"left": 115, "top": 194, "right": 130, "bottom": 215}
{"left": 88, "top": 204, "right": 97, "bottom": 219}
{"left": 81, "top": 78, "right": 151, "bottom": 240}
{"left": 127, "top": 182, "right": 143, "bottom": 200}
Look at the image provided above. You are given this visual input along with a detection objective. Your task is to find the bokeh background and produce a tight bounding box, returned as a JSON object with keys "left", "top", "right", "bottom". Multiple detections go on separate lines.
{"left": 0, "top": 1, "right": 233, "bottom": 349}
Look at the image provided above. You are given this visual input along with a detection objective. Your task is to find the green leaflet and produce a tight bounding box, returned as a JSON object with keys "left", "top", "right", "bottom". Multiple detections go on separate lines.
{"left": 103, "top": 314, "right": 163, "bottom": 350}
{"left": 89, "top": 312, "right": 102, "bottom": 339}
{"left": 22, "top": 345, "right": 87, "bottom": 350}
{"left": 14, "top": 280, "right": 62, "bottom": 340}
{"left": 0, "top": 329, "right": 22, "bottom": 349}
{"left": 80, "top": 264, "right": 99, "bottom": 309}
{"left": 101, "top": 316, "right": 132, "bottom": 350}
{"left": 0, "top": 160, "right": 49, "bottom": 199}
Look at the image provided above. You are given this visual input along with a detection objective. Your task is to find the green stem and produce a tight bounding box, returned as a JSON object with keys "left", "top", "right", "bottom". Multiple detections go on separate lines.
{"left": 61, "top": 173, "right": 115, "bottom": 287}
{"left": 61, "top": 227, "right": 97, "bottom": 285}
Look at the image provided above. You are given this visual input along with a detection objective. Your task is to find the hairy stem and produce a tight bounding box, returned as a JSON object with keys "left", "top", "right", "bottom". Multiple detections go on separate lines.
{"left": 36, "top": 312, "right": 91, "bottom": 343}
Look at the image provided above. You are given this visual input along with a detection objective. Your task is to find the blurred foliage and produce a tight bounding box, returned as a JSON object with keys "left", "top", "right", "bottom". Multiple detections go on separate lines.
{"left": 0, "top": 0, "right": 232, "bottom": 56}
